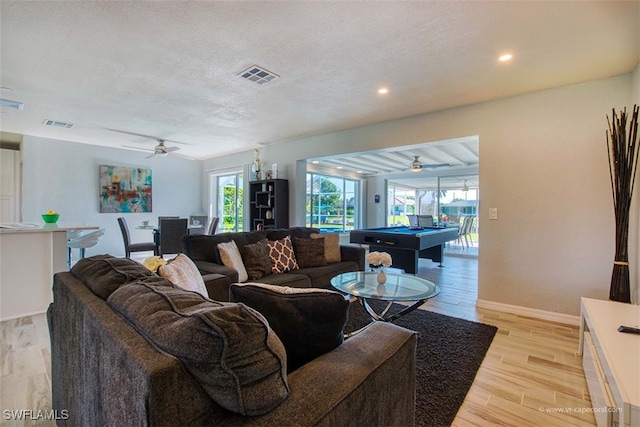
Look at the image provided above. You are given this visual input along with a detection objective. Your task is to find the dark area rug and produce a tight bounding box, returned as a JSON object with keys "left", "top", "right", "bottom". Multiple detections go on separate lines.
{"left": 344, "top": 301, "right": 497, "bottom": 427}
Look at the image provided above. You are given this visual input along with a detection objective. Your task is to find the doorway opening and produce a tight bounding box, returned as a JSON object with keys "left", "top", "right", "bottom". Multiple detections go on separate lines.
{"left": 387, "top": 174, "right": 478, "bottom": 258}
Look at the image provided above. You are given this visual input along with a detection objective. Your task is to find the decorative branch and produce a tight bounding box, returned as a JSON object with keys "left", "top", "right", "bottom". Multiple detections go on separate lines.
{"left": 606, "top": 105, "right": 639, "bottom": 303}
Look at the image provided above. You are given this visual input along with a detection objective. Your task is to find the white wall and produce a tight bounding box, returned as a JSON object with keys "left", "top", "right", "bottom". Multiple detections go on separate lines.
{"left": 22, "top": 136, "right": 203, "bottom": 257}
{"left": 204, "top": 73, "right": 634, "bottom": 315}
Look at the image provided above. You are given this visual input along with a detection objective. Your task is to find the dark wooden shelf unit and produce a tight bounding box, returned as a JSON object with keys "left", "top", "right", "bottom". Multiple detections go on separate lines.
{"left": 249, "top": 179, "right": 289, "bottom": 230}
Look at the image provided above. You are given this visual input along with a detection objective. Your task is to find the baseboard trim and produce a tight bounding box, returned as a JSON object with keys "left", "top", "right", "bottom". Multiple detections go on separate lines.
{"left": 476, "top": 299, "right": 580, "bottom": 326}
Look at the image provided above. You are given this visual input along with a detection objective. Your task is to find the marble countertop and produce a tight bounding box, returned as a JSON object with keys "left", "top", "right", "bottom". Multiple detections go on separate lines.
{"left": 0, "top": 223, "right": 99, "bottom": 234}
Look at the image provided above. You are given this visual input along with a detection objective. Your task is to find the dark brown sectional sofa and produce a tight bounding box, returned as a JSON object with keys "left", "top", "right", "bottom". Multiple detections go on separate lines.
{"left": 182, "top": 227, "right": 366, "bottom": 301}
{"left": 48, "top": 255, "right": 418, "bottom": 426}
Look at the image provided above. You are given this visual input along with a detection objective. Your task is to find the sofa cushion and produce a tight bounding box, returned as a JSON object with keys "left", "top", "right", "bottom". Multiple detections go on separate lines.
{"left": 294, "top": 261, "right": 361, "bottom": 288}
{"left": 267, "top": 236, "right": 299, "bottom": 274}
{"left": 158, "top": 254, "right": 208, "bottom": 298}
{"left": 182, "top": 232, "right": 267, "bottom": 264}
{"left": 217, "top": 240, "right": 248, "bottom": 282}
{"left": 107, "top": 279, "right": 289, "bottom": 416}
{"left": 249, "top": 273, "right": 312, "bottom": 288}
{"left": 293, "top": 237, "right": 327, "bottom": 268}
{"left": 265, "top": 227, "right": 319, "bottom": 242}
{"left": 311, "top": 232, "right": 341, "bottom": 263}
{"left": 242, "top": 239, "right": 272, "bottom": 280}
{"left": 229, "top": 283, "right": 349, "bottom": 373}
{"left": 70, "top": 254, "right": 156, "bottom": 300}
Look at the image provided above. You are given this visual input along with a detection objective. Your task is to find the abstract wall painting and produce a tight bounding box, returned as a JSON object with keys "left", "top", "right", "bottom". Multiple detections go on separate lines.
{"left": 99, "top": 165, "right": 152, "bottom": 213}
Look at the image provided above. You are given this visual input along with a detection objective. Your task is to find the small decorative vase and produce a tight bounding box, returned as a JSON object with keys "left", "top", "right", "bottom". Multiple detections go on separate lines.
{"left": 376, "top": 269, "right": 386, "bottom": 285}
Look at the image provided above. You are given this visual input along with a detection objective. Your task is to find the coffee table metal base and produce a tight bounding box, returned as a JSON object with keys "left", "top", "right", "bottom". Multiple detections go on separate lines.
{"left": 346, "top": 297, "right": 428, "bottom": 337}
{"left": 331, "top": 271, "right": 440, "bottom": 337}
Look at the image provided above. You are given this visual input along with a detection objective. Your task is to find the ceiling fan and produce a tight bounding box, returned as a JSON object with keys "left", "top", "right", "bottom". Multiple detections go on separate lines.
{"left": 123, "top": 139, "right": 181, "bottom": 158}
{"left": 409, "top": 156, "right": 449, "bottom": 172}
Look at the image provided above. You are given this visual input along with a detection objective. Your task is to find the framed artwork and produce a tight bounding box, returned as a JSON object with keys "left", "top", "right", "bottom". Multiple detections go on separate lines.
{"left": 99, "top": 165, "right": 152, "bottom": 213}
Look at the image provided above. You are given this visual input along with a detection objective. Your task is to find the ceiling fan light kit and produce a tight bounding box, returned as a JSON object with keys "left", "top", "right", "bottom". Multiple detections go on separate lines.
{"left": 410, "top": 156, "right": 423, "bottom": 172}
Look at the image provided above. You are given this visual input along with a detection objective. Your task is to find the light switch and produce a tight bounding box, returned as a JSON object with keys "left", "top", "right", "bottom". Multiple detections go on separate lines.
{"left": 489, "top": 208, "right": 498, "bottom": 220}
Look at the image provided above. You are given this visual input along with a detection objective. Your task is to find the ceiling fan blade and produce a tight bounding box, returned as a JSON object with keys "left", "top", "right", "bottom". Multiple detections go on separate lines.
{"left": 105, "top": 128, "right": 190, "bottom": 145}
{"left": 422, "top": 163, "right": 450, "bottom": 168}
{"left": 165, "top": 146, "right": 180, "bottom": 153}
{"left": 122, "top": 145, "right": 154, "bottom": 152}
{"left": 145, "top": 153, "right": 157, "bottom": 159}
{"left": 107, "top": 128, "right": 158, "bottom": 140}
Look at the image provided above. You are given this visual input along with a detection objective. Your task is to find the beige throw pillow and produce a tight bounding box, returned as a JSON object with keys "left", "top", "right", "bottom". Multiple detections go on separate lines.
{"left": 311, "top": 232, "right": 341, "bottom": 263}
{"left": 218, "top": 240, "right": 249, "bottom": 282}
{"left": 158, "top": 253, "right": 208, "bottom": 298}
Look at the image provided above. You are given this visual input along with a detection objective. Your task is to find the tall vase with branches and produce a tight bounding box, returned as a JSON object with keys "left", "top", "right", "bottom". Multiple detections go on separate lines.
{"left": 606, "top": 105, "right": 639, "bottom": 303}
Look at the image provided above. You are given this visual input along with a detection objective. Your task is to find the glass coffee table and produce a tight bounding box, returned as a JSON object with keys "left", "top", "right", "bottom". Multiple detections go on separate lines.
{"left": 331, "top": 271, "right": 440, "bottom": 334}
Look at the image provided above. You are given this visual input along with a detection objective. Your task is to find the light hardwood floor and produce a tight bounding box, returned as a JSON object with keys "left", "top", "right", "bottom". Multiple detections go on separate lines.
{"left": 419, "top": 256, "right": 595, "bottom": 426}
{"left": 0, "top": 254, "right": 595, "bottom": 426}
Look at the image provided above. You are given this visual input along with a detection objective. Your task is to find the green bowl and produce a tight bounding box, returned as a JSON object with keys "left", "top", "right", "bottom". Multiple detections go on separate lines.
{"left": 42, "top": 213, "right": 60, "bottom": 223}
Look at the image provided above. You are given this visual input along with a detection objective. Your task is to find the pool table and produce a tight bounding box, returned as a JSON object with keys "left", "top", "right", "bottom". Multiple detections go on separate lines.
{"left": 349, "top": 226, "right": 459, "bottom": 274}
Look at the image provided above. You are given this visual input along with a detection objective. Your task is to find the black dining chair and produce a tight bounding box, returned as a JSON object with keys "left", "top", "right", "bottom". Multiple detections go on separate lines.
{"left": 207, "top": 217, "right": 220, "bottom": 235}
{"left": 416, "top": 215, "right": 434, "bottom": 227}
{"left": 157, "top": 216, "right": 179, "bottom": 229}
{"left": 158, "top": 218, "right": 188, "bottom": 258}
{"left": 189, "top": 215, "right": 208, "bottom": 235}
{"left": 117, "top": 217, "right": 158, "bottom": 258}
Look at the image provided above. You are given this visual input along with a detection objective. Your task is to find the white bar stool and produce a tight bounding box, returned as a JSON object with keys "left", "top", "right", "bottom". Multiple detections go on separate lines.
{"left": 67, "top": 229, "right": 105, "bottom": 268}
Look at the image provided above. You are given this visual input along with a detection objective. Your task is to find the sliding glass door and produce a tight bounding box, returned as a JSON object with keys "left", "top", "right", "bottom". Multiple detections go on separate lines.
{"left": 387, "top": 174, "right": 479, "bottom": 252}
{"left": 216, "top": 173, "right": 243, "bottom": 233}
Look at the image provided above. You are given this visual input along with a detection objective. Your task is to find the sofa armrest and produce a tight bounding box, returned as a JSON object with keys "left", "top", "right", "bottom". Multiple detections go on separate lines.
{"left": 340, "top": 244, "right": 365, "bottom": 270}
{"left": 193, "top": 260, "right": 239, "bottom": 283}
{"left": 202, "top": 274, "right": 233, "bottom": 302}
{"left": 50, "top": 272, "right": 216, "bottom": 426}
{"left": 220, "top": 322, "right": 417, "bottom": 426}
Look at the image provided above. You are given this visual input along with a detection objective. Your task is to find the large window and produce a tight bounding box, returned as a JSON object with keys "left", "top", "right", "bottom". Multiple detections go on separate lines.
{"left": 387, "top": 184, "right": 416, "bottom": 226}
{"left": 306, "top": 174, "right": 358, "bottom": 232}
{"left": 216, "top": 173, "right": 243, "bottom": 233}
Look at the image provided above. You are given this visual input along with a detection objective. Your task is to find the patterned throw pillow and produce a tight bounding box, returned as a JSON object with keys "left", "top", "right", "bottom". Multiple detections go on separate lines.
{"left": 293, "top": 237, "right": 327, "bottom": 268}
{"left": 267, "top": 236, "right": 299, "bottom": 274}
{"left": 217, "top": 240, "right": 249, "bottom": 282}
{"left": 158, "top": 253, "right": 209, "bottom": 298}
{"left": 311, "top": 232, "right": 341, "bottom": 263}
{"left": 242, "top": 239, "right": 273, "bottom": 280}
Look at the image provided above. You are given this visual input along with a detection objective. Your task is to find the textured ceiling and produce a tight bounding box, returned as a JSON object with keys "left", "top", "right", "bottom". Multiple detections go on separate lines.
{"left": 0, "top": 1, "right": 638, "bottom": 160}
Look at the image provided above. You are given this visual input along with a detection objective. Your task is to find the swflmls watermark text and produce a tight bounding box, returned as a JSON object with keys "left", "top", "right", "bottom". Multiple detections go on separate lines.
{"left": 538, "top": 406, "right": 622, "bottom": 415}
{"left": 3, "top": 409, "right": 69, "bottom": 421}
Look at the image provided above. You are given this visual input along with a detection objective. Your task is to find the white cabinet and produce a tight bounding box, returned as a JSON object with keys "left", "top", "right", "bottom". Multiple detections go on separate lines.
{"left": 579, "top": 298, "right": 640, "bottom": 426}
{"left": 0, "top": 148, "right": 21, "bottom": 222}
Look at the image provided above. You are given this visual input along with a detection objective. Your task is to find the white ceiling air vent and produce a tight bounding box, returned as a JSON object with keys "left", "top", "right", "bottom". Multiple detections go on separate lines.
{"left": 42, "top": 119, "right": 75, "bottom": 129}
{"left": 237, "top": 65, "right": 279, "bottom": 85}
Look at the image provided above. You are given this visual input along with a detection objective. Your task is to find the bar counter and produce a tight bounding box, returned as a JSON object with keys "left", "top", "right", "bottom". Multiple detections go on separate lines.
{"left": 0, "top": 223, "right": 98, "bottom": 321}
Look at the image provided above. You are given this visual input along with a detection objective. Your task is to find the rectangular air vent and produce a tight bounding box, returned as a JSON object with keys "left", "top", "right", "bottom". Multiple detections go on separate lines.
{"left": 42, "top": 119, "right": 75, "bottom": 129}
{"left": 237, "top": 65, "right": 279, "bottom": 85}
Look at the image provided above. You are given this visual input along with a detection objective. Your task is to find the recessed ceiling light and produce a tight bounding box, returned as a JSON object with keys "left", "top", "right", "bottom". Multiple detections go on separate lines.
{"left": 499, "top": 53, "right": 513, "bottom": 62}
{"left": 378, "top": 88, "right": 389, "bottom": 94}
{"left": 337, "top": 166, "right": 343, "bottom": 169}
{"left": 311, "top": 160, "right": 319, "bottom": 164}
{"left": 357, "top": 170, "right": 363, "bottom": 174}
